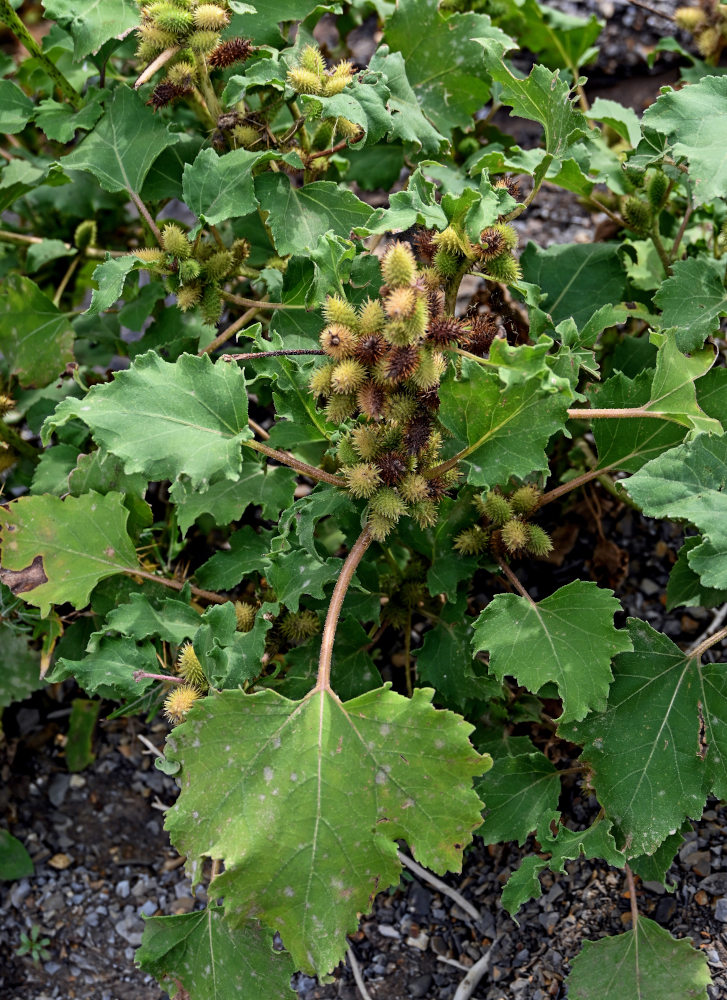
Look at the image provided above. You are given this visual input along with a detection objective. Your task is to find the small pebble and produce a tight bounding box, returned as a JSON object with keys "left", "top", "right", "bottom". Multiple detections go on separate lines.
{"left": 714, "top": 899, "right": 727, "bottom": 923}
{"left": 377, "top": 924, "right": 400, "bottom": 939}
{"left": 47, "top": 853, "right": 72, "bottom": 870}
{"left": 116, "top": 880, "right": 130, "bottom": 899}
{"left": 406, "top": 931, "right": 429, "bottom": 951}
{"left": 408, "top": 973, "right": 432, "bottom": 998}
{"left": 695, "top": 890, "right": 709, "bottom": 906}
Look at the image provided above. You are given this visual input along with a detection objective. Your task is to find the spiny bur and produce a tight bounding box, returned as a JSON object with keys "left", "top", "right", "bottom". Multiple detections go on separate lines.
{"left": 501, "top": 517, "right": 529, "bottom": 554}
{"left": 280, "top": 609, "right": 320, "bottom": 643}
{"left": 381, "top": 242, "right": 417, "bottom": 287}
{"left": 510, "top": 484, "right": 541, "bottom": 516}
{"left": 323, "top": 294, "right": 359, "bottom": 331}
{"left": 454, "top": 525, "right": 490, "bottom": 555}
{"left": 483, "top": 491, "right": 512, "bottom": 526}
{"left": 193, "top": 4, "right": 230, "bottom": 31}
{"left": 235, "top": 601, "right": 257, "bottom": 632}
{"left": 526, "top": 524, "right": 554, "bottom": 558}
{"left": 164, "top": 685, "right": 201, "bottom": 724}
{"left": 161, "top": 222, "right": 192, "bottom": 259}
{"left": 343, "top": 462, "right": 382, "bottom": 498}
{"left": 177, "top": 643, "right": 207, "bottom": 690}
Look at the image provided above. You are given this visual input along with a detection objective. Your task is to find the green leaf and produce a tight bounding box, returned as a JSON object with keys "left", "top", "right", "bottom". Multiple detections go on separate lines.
{"left": 0, "top": 274, "right": 75, "bottom": 387}
{"left": 277, "top": 618, "right": 382, "bottom": 701}
{"left": 33, "top": 90, "right": 105, "bottom": 142}
{"left": 626, "top": 435, "right": 727, "bottom": 590}
{"left": 367, "top": 49, "right": 446, "bottom": 155}
{"left": 667, "top": 536, "right": 727, "bottom": 611}
{"left": 520, "top": 242, "right": 627, "bottom": 329}
{"left": 47, "top": 635, "right": 157, "bottom": 699}
{"left": 653, "top": 257, "right": 727, "bottom": 353}
{"left": 0, "top": 627, "right": 43, "bottom": 710}
{"left": 228, "top": 0, "right": 339, "bottom": 45}
{"left": 264, "top": 550, "right": 342, "bottom": 613}
{"left": 438, "top": 360, "right": 572, "bottom": 488}
{"left": 0, "top": 829, "right": 34, "bottom": 881}
{"left": 589, "top": 97, "right": 642, "bottom": 148}
{"left": 0, "top": 492, "right": 139, "bottom": 616}
{"left": 43, "top": 352, "right": 253, "bottom": 491}
{"left": 361, "top": 165, "right": 448, "bottom": 235}
{"left": 477, "top": 40, "right": 590, "bottom": 159}
{"left": 385, "top": 0, "right": 507, "bottom": 136}
{"left": 165, "top": 686, "right": 488, "bottom": 975}
{"left": 193, "top": 600, "right": 275, "bottom": 689}
{"left": 99, "top": 593, "right": 201, "bottom": 646}
{"left": 501, "top": 812, "right": 624, "bottom": 915}
{"left": 61, "top": 86, "right": 178, "bottom": 194}
{"left": 26, "top": 238, "right": 76, "bottom": 273}
{"left": 42, "top": 0, "right": 138, "bottom": 58}
{"left": 300, "top": 73, "right": 392, "bottom": 147}
{"left": 86, "top": 255, "right": 139, "bottom": 314}
{"left": 561, "top": 619, "right": 727, "bottom": 856}
{"left": 182, "top": 147, "right": 272, "bottom": 228}
{"left": 0, "top": 158, "right": 49, "bottom": 213}
{"left": 0, "top": 80, "right": 34, "bottom": 134}
{"left": 136, "top": 906, "right": 295, "bottom": 1000}
{"left": 566, "top": 916, "right": 710, "bottom": 1000}
{"left": 171, "top": 464, "right": 296, "bottom": 536}
{"left": 255, "top": 174, "right": 372, "bottom": 256}
{"left": 473, "top": 581, "right": 632, "bottom": 723}
{"left": 628, "top": 823, "right": 689, "bottom": 887}
{"left": 641, "top": 74, "right": 727, "bottom": 204}
{"left": 195, "top": 526, "right": 273, "bottom": 591}
{"left": 505, "top": 0, "right": 603, "bottom": 74}
{"left": 476, "top": 751, "right": 560, "bottom": 847}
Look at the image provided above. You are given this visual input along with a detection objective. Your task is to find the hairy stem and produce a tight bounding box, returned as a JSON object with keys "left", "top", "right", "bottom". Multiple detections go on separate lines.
{"left": 497, "top": 558, "right": 535, "bottom": 606}
{"left": 0, "top": 229, "right": 126, "bottom": 258}
{"left": 133, "top": 670, "right": 184, "bottom": 685}
{"left": 221, "top": 291, "right": 308, "bottom": 311}
{"left": 306, "top": 137, "right": 353, "bottom": 162}
{"left": 315, "top": 527, "right": 373, "bottom": 691}
{"left": 0, "top": 0, "right": 82, "bottom": 107}
{"left": 130, "top": 191, "right": 163, "bottom": 245}
{"left": 127, "top": 567, "right": 227, "bottom": 604}
{"left": 624, "top": 863, "right": 639, "bottom": 929}
{"left": 199, "top": 306, "right": 259, "bottom": 356}
{"left": 245, "top": 438, "right": 342, "bottom": 487}
{"left": 224, "top": 349, "right": 325, "bottom": 361}
{"left": 689, "top": 623, "right": 727, "bottom": 661}
{"left": 670, "top": 199, "right": 693, "bottom": 263}
{"left": 134, "top": 46, "right": 181, "bottom": 88}
{"left": 650, "top": 224, "right": 672, "bottom": 277}
{"left": 505, "top": 155, "right": 553, "bottom": 221}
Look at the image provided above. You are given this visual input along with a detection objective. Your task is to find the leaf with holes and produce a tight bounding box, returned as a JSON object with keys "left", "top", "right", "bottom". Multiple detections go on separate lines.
{"left": 0, "top": 492, "right": 139, "bottom": 617}
{"left": 164, "top": 686, "right": 488, "bottom": 976}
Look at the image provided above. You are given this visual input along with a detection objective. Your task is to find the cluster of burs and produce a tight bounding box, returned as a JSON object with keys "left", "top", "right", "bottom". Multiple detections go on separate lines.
{"left": 674, "top": 1, "right": 727, "bottom": 59}
{"left": 309, "top": 228, "right": 522, "bottom": 543}
{"left": 135, "top": 0, "right": 253, "bottom": 107}
{"left": 133, "top": 223, "right": 251, "bottom": 324}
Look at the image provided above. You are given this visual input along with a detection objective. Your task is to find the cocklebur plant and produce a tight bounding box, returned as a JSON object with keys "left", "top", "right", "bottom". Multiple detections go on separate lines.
{"left": 1, "top": 1, "right": 726, "bottom": 998}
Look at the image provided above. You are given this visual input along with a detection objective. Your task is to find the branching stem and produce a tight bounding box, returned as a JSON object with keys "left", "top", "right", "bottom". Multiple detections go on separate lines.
{"left": 133, "top": 670, "right": 184, "bottom": 685}
{"left": 127, "top": 567, "right": 227, "bottom": 604}
{"left": 0, "top": 229, "right": 126, "bottom": 259}
{"left": 497, "top": 558, "right": 535, "bottom": 606}
{"left": 130, "top": 191, "right": 163, "bottom": 245}
{"left": 134, "top": 46, "right": 181, "bottom": 88}
{"left": 245, "top": 438, "right": 342, "bottom": 487}
{"left": 315, "top": 527, "right": 373, "bottom": 691}
{"left": 689, "top": 623, "right": 727, "bottom": 661}
{"left": 0, "top": 0, "right": 82, "bottom": 107}
{"left": 224, "top": 349, "right": 325, "bottom": 361}
{"left": 200, "top": 306, "right": 259, "bottom": 356}
{"left": 221, "top": 291, "right": 308, "bottom": 311}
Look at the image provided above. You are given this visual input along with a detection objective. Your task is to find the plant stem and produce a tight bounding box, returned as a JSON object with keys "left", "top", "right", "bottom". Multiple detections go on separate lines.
{"left": 248, "top": 417, "right": 270, "bottom": 440}
{"left": 496, "top": 558, "right": 535, "bottom": 606}
{"left": 650, "top": 224, "right": 672, "bottom": 276}
{"left": 306, "top": 137, "right": 353, "bottom": 162}
{"left": 625, "top": 0, "right": 674, "bottom": 20}
{"left": 315, "top": 526, "right": 373, "bottom": 691}
{"left": 130, "top": 191, "right": 163, "bottom": 245}
{"left": 397, "top": 850, "right": 482, "bottom": 922}
{"left": 127, "top": 567, "right": 227, "bottom": 604}
{"left": 224, "top": 349, "right": 324, "bottom": 361}
{"left": 689, "top": 623, "right": 727, "bottom": 661}
{"left": 567, "top": 407, "right": 678, "bottom": 421}
{"left": 504, "top": 156, "right": 553, "bottom": 221}
{"left": 670, "top": 199, "right": 693, "bottom": 264}
{"left": 199, "top": 306, "right": 259, "bottom": 356}
{"left": 133, "top": 670, "right": 184, "bottom": 685}
{"left": 444, "top": 258, "right": 472, "bottom": 316}
{"left": 221, "top": 291, "right": 308, "bottom": 311}
{"left": 538, "top": 467, "right": 607, "bottom": 507}
{"left": 0, "top": 229, "right": 125, "bottom": 258}
{"left": 244, "top": 438, "right": 342, "bottom": 487}
{"left": 197, "top": 61, "right": 222, "bottom": 121}
{"left": 52, "top": 255, "right": 81, "bottom": 307}
{"left": 0, "top": 0, "right": 82, "bottom": 108}
{"left": 0, "top": 420, "right": 40, "bottom": 460}
{"left": 347, "top": 947, "right": 374, "bottom": 1000}
{"left": 624, "top": 863, "right": 639, "bottom": 929}
{"left": 134, "top": 45, "right": 181, "bottom": 88}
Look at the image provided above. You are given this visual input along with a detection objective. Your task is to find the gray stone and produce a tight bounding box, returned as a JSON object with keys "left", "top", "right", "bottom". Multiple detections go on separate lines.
{"left": 116, "top": 880, "right": 130, "bottom": 899}
{"left": 715, "top": 898, "right": 727, "bottom": 923}
{"left": 139, "top": 899, "right": 157, "bottom": 918}
{"left": 10, "top": 878, "right": 31, "bottom": 908}
{"left": 699, "top": 874, "right": 727, "bottom": 896}
{"left": 408, "top": 974, "right": 433, "bottom": 998}
{"left": 47, "top": 774, "right": 70, "bottom": 808}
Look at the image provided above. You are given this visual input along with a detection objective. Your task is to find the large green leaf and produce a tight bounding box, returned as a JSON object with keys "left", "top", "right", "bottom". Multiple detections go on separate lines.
{"left": 61, "top": 86, "right": 178, "bottom": 194}
{"left": 415, "top": 600, "right": 488, "bottom": 710}
{"left": 520, "top": 242, "right": 626, "bottom": 329}
{"left": 228, "top": 0, "right": 339, "bottom": 45}
{"left": 477, "top": 751, "right": 560, "bottom": 847}
{"left": 385, "top": 0, "right": 508, "bottom": 136}
{"left": 561, "top": 619, "right": 727, "bottom": 856}
{"left": 367, "top": 50, "right": 446, "bottom": 155}
{"left": 194, "top": 526, "right": 273, "bottom": 591}
{"left": 566, "top": 916, "right": 710, "bottom": 1000}
{"left": 473, "top": 581, "right": 632, "bottom": 723}
{"left": 504, "top": 0, "right": 602, "bottom": 73}
{"left": 0, "top": 275, "right": 75, "bottom": 387}
{"left": 0, "top": 829, "right": 34, "bottom": 880}
{"left": 33, "top": 91, "right": 105, "bottom": 143}
{"left": 255, "top": 174, "right": 372, "bottom": 256}
{"left": 182, "top": 147, "right": 271, "bottom": 228}
{"left": 0, "top": 492, "right": 139, "bottom": 617}
{"left": 43, "top": 352, "right": 252, "bottom": 491}
{"left": 626, "top": 435, "right": 727, "bottom": 590}
{"left": 653, "top": 257, "right": 727, "bottom": 353}
{"left": 300, "top": 73, "right": 393, "bottom": 148}
{"left": 477, "top": 38, "right": 590, "bottom": 159}
{"left": 87, "top": 255, "right": 139, "bottom": 314}
{"left": 99, "top": 593, "right": 201, "bottom": 646}
{"left": 165, "top": 686, "right": 488, "bottom": 976}
{"left": 501, "top": 812, "right": 624, "bottom": 915}
{"left": 42, "top": 0, "right": 138, "bottom": 58}
{"left": 438, "top": 360, "right": 572, "bottom": 488}
{"left": 264, "top": 550, "right": 342, "bottom": 613}
{"left": 136, "top": 906, "right": 295, "bottom": 1000}
{"left": 667, "top": 536, "right": 727, "bottom": 611}
{"left": 641, "top": 74, "right": 727, "bottom": 204}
